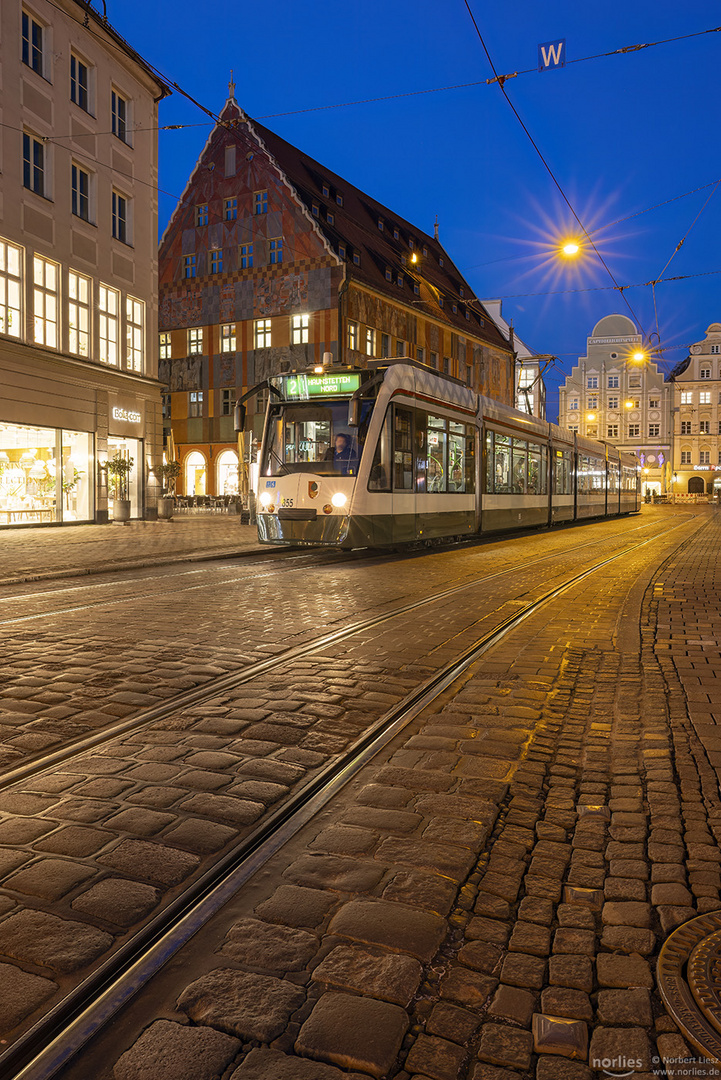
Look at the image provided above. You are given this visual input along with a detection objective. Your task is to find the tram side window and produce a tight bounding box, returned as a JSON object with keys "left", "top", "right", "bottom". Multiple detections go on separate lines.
{"left": 512, "top": 439, "right": 527, "bottom": 494}
{"left": 608, "top": 461, "right": 619, "bottom": 493}
{"left": 528, "top": 445, "right": 546, "bottom": 495}
{"left": 448, "top": 421, "right": 470, "bottom": 492}
{"left": 427, "top": 415, "right": 447, "bottom": 493}
{"left": 492, "top": 433, "right": 511, "bottom": 493}
{"left": 368, "top": 407, "right": 392, "bottom": 491}
{"left": 393, "top": 407, "right": 414, "bottom": 490}
{"left": 553, "top": 450, "right": 573, "bottom": 495}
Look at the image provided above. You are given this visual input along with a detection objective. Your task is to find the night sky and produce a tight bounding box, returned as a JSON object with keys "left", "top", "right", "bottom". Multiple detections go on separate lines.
{"left": 107, "top": 0, "right": 721, "bottom": 421}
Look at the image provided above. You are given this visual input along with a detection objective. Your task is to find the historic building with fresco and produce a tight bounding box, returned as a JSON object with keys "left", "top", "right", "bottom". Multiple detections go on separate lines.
{"left": 0, "top": 0, "right": 168, "bottom": 526}
{"left": 158, "top": 87, "right": 514, "bottom": 499}
{"left": 667, "top": 323, "right": 721, "bottom": 500}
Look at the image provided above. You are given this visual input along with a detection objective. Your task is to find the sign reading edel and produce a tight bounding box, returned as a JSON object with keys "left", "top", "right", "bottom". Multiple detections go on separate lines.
{"left": 538, "top": 39, "right": 566, "bottom": 71}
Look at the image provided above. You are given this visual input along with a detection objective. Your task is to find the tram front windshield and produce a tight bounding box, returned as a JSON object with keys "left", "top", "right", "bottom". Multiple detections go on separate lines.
{"left": 263, "top": 401, "right": 372, "bottom": 477}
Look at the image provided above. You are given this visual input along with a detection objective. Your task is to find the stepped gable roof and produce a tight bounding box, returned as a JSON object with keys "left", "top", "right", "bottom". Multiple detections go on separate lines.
{"left": 244, "top": 114, "right": 510, "bottom": 352}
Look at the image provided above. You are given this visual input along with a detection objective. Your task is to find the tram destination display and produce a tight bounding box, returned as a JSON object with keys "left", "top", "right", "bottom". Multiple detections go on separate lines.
{"left": 283, "top": 373, "right": 361, "bottom": 399}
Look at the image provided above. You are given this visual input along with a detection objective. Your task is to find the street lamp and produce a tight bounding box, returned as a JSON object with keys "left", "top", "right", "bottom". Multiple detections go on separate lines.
{"left": 624, "top": 400, "right": 634, "bottom": 410}
{"left": 560, "top": 240, "right": 581, "bottom": 258}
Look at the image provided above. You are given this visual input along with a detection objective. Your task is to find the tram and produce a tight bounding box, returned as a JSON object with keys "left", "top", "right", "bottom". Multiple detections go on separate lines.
{"left": 238, "top": 361, "right": 639, "bottom": 548}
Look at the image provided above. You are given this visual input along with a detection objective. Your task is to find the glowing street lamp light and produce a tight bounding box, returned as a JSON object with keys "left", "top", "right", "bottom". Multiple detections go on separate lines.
{"left": 561, "top": 240, "right": 581, "bottom": 257}
{"left": 586, "top": 412, "right": 596, "bottom": 421}
{"left": 624, "top": 400, "right": 635, "bottom": 409}
{"left": 631, "top": 350, "right": 646, "bottom": 362}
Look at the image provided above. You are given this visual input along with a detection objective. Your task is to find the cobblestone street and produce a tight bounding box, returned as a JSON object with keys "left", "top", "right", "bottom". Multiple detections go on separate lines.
{"left": 0, "top": 507, "right": 719, "bottom": 1080}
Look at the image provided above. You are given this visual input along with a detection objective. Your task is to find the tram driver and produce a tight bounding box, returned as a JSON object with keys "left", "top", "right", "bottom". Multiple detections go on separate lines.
{"left": 325, "top": 432, "right": 357, "bottom": 476}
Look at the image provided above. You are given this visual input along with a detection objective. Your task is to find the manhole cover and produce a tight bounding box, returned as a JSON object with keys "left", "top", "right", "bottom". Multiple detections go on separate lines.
{"left": 657, "top": 912, "right": 721, "bottom": 1062}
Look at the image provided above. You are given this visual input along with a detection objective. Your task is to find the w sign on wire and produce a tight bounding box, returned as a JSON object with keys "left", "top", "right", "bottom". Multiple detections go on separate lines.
{"left": 538, "top": 39, "right": 566, "bottom": 71}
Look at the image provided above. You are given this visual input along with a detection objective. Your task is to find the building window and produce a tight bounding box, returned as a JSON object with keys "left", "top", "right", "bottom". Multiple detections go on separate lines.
{"left": 608, "top": 396, "right": 619, "bottom": 410}
{"left": 327, "top": 212, "right": 334, "bottom": 226}
{"left": 649, "top": 423, "right": 660, "bottom": 437}
{"left": 700, "top": 450, "right": 710, "bottom": 465}
{"left": 210, "top": 249, "right": 222, "bottom": 274}
{"left": 718, "top": 421, "right": 721, "bottom": 435}
{"left": 378, "top": 218, "right": 384, "bottom": 232}
{"left": 338, "top": 243, "right": 346, "bottom": 260}
{"left": 222, "top": 389, "right": 233, "bottom": 416}
{"left": 607, "top": 424, "right": 618, "bottom": 438}
{"left": 336, "top": 193, "right": 343, "bottom": 206}
{"left": 628, "top": 376, "right": 641, "bottom": 388}
{"left": 385, "top": 267, "right": 392, "bottom": 282}
{"left": 311, "top": 203, "right": 319, "bottom": 217}
{"left": 33, "top": 255, "right": 59, "bottom": 348}
{"left": 443, "top": 357, "right": 450, "bottom": 374}
{"left": 159, "top": 331, "right": 171, "bottom": 360}
{"left": 587, "top": 426, "right": 598, "bottom": 437}
{"left": 417, "top": 346, "right": 425, "bottom": 363}
{"left": 414, "top": 282, "right": 420, "bottom": 295}
{"left": 569, "top": 398, "right": 579, "bottom": 410}
{"left": 68, "top": 269, "right": 90, "bottom": 357}
{"left": 189, "top": 391, "right": 203, "bottom": 418}
{"left": 681, "top": 450, "right": 692, "bottom": 464}
{"left": 22, "top": 11, "right": 43, "bottom": 74}
{"left": 98, "top": 283, "right": 119, "bottom": 366}
{"left": 220, "top": 323, "right": 236, "bottom": 352}
{"left": 458, "top": 283, "right": 463, "bottom": 295}
{"left": 393, "top": 228, "right": 399, "bottom": 240}
{"left": 681, "top": 391, "right": 692, "bottom": 405}
{"left": 699, "top": 420, "right": 710, "bottom": 434}
{"left": 381, "top": 334, "right": 390, "bottom": 359}
{"left": 422, "top": 246, "right": 428, "bottom": 257}
{"left": 397, "top": 274, "right": 404, "bottom": 288}
{"left": 439, "top": 257, "right": 444, "bottom": 268}
{"left": 0, "top": 240, "right": 22, "bottom": 339}
{"left": 711, "top": 345, "right": 720, "bottom": 354}
{"left": 112, "top": 190, "right": 128, "bottom": 243}
{"left": 291, "top": 314, "right": 309, "bottom": 345}
{"left": 628, "top": 424, "right": 640, "bottom": 437}
{"left": 587, "top": 397, "right": 598, "bottom": 409}
{"left": 608, "top": 375, "right": 619, "bottom": 388}
{"left": 195, "top": 205, "right": 208, "bottom": 226}
{"left": 700, "top": 367, "right": 711, "bottom": 379}
{"left": 568, "top": 425, "right": 579, "bottom": 433}
{"left": 126, "top": 296, "right": 144, "bottom": 372}
{"left": 452, "top": 303, "right": 457, "bottom": 314}
{"left": 224, "top": 198, "right": 237, "bottom": 221}
{"left": 700, "top": 391, "right": 711, "bottom": 405}
{"left": 429, "top": 350, "right": 437, "bottom": 368}
{"left": 347, "top": 320, "right": 358, "bottom": 351}
{"left": 71, "top": 163, "right": 90, "bottom": 220}
{"left": 240, "top": 244, "right": 253, "bottom": 269}
{"left": 365, "top": 327, "right": 376, "bottom": 356}
{"left": 255, "top": 319, "right": 271, "bottom": 348}
{"left": 188, "top": 327, "right": 203, "bottom": 355}
{"left": 681, "top": 421, "right": 692, "bottom": 435}
{"left": 254, "top": 190, "right": 268, "bottom": 215}
{"left": 23, "top": 132, "right": 45, "bottom": 196}
{"left": 649, "top": 398, "right": 660, "bottom": 408}
{"left": 353, "top": 252, "right": 360, "bottom": 266}
{"left": 70, "top": 55, "right": 89, "bottom": 111}
{"left": 111, "top": 90, "right": 128, "bottom": 143}
{"left": 396, "top": 340, "right": 405, "bottom": 357}
{"left": 183, "top": 254, "right": 196, "bottom": 279}
{"left": 586, "top": 376, "right": 598, "bottom": 389}
{"left": 162, "top": 393, "right": 171, "bottom": 421}
{"left": 269, "top": 237, "right": 283, "bottom": 264}
{"left": 465, "top": 310, "right": 470, "bottom": 321}
{"left": 322, "top": 184, "right": 330, "bottom": 198}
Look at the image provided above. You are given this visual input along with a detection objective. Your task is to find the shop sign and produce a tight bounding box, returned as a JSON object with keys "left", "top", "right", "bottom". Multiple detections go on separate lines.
{"left": 108, "top": 394, "right": 144, "bottom": 434}
{"left": 112, "top": 406, "right": 142, "bottom": 424}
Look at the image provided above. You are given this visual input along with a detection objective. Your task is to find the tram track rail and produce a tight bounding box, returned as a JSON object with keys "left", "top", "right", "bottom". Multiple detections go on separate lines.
{"left": 0, "top": 515, "right": 692, "bottom": 793}
{"left": 0, "top": 511, "right": 703, "bottom": 1080}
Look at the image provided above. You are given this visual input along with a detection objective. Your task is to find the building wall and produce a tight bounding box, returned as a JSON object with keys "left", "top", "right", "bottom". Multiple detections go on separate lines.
{"left": 670, "top": 323, "right": 721, "bottom": 498}
{"left": 0, "top": 0, "right": 165, "bottom": 524}
{"left": 558, "top": 315, "right": 671, "bottom": 493}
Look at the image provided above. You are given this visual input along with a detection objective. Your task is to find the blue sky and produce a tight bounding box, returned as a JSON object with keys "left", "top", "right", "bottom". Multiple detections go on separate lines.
{"left": 109, "top": 0, "right": 721, "bottom": 420}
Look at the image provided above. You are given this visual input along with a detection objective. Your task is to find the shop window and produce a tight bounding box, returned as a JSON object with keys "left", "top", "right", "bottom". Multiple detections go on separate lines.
{"left": 185, "top": 450, "right": 206, "bottom": 495}
{"left": 217, "top": 449, "right": 239, "bottom": 494}
{"left": 126, "top": 296, "right": 144, "bottom": 372}
{"left": 99, "top": 283, "right": 119, "bottom": 365}
{"left": 68, "top": 269, "right": 91, "bottom": 357}
{"left": 0, "top": 240, "right": 23, "bottom": 340}
{"left": 33, "top": 256, "right": 59, "bottom": 348}
{"left": 220, "top": 323, "right": 236, "bottom": 352}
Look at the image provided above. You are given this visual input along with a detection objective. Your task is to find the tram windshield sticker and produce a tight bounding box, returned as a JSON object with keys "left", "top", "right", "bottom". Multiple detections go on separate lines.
{"left": 283, "top": 373, "right": 361, "bottom": 398}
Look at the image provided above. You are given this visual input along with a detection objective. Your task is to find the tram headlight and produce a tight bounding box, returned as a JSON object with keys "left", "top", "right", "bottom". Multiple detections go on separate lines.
{"left": 331, "top": 492, "right": 347, "bottom": 508}
{"left": 259, "top": 491, "right": 272, "bottom": 507}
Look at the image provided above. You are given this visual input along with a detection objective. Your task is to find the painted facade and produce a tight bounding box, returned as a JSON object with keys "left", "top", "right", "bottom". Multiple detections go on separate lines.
{"left": 159, "top": 92, "right": 514, "bottom": 498}
{"left": 667, "top": 323, "right": 721, "bottom": 499}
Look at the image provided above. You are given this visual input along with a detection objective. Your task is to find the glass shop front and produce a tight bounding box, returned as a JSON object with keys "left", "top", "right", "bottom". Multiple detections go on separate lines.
{"left": 0, "top": 423, "right": 94, "bottom": 525}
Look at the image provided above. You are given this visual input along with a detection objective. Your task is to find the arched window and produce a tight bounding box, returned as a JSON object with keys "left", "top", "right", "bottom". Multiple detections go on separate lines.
{"left": 185, "top": 451, "right": 206, "bottom": 496}
{"left": 216, "top": 450, "right": 239, "bottom": 495}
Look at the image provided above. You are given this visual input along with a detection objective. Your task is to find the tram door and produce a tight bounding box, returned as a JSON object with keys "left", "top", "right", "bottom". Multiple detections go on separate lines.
{"left": 392, "top": 405, "right": 416, "bottom": 542}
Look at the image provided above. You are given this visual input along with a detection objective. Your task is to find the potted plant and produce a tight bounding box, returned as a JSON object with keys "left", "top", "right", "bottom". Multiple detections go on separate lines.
{"left": 156, "top": 460, "right": 181, "bottom": 520}
{"left": 106, "top": 454, "right": 134, "bottom": 523}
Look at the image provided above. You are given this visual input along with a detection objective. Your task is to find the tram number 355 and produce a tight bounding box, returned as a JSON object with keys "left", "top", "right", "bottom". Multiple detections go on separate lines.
{"left": 280, "top": 497, "right": 294, "bottom": 508}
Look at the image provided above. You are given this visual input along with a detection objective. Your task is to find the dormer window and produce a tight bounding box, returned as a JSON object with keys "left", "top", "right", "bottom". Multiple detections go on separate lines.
{"left": 336, "top": 193, "right": 343, "bottom": 206}
{"left": 409, "top": 238, "right": 415, "bottom": 250}
{"left": 352, "top": 252, "right": 360, "bottom": 266}
{"left": 312, "top": 203, "right": 319, "bottom": 217}
{"left": 439, "top": 296, "right": 444, "bottom": 308}
{"left": 322, "top": 184, "right": 330, "bottom": 198}
{"left": 413, "top": 282, "right": 420, "bottom": 295}
{"left": 397, "top": 274, "right": 403, "bottom": 287}
{"left": 459, "top": 287, "right": 464, "bottom": 297}
{"left": 338, "top": 243, "right": 346, "bottom": 259}
{"left": 452, "top": 304, "right": 457, "bottom": 314}
{"left": 385, "top": 266, "right": 392, "bottom": 281}
{"left": 327, "top": 212, "right": 334, "bottom": 225}
{"left": 465, "top": 310, "right": 470, "bottom": 320}
{"left": 439, "top": 257, "right": 444, "bottom": 267}
{"left": 422, "top": 246, "right": 428, "bottom": 257}
{"left": 378, "top": 218, "right": 384, "bottom": 231}
{"left": 393, "top": 228, "right": 399, "bottom": 240}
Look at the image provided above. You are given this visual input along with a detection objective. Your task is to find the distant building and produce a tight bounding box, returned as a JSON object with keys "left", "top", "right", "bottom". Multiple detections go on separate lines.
{"left": 558, "top": 314, "right": 671, "bottom": 495}
{"left": 484, "top": 300, "right": 546, "bottom": 419}
{"left": 667, "top": 323, "right": 721, "bottom": 499}
{"left": 158, "top": 89, "right": 514, "bottom": 499}
{"left": 0, "top": 0, "right": 168, "bottom": 526}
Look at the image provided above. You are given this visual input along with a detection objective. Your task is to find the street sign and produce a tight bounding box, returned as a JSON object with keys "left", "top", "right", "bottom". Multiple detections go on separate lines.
{"left": 538, "top": 39, "right": 566, "bottom": 71}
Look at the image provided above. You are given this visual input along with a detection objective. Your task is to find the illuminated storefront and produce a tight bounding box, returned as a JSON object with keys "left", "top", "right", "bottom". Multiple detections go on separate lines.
{"left": 0, "top": 424, "right": 93, "bottom": 525}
